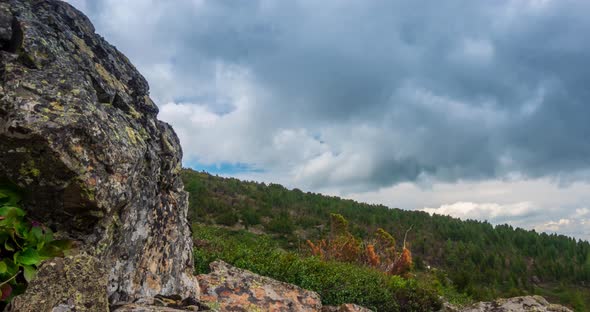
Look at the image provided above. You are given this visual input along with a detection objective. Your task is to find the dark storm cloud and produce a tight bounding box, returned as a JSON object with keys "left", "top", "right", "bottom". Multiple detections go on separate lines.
{"left": 68, "top": 0, "right": 590, "bottom": 190}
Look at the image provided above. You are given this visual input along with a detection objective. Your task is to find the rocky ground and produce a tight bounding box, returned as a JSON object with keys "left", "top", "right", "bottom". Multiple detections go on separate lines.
{"left": 454, "top": 295, "right": 573, "bottom": 312}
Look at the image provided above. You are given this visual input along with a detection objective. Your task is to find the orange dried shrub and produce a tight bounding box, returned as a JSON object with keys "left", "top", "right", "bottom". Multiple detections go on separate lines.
{"left": 305, "top": 214, "right": 414, "bottom": 278}
{"left": 365, "top": 244, "right": 380, "bottom": 267}
{"left": 306, "top": 214, "right": 360, "bottom": 263}
{"left": 390, "top": 247, "right": 413, "bottom": 277}
{"left": 329, "top": 234, "right": 361, "bottom": 262}
{"left": 307, "top": 239, "right": 326, "bottom": 259}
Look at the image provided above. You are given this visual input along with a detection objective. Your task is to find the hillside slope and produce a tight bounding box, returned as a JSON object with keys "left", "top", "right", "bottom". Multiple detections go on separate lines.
{"left": 182, "top": 169, "right": 590, "bottom": 310}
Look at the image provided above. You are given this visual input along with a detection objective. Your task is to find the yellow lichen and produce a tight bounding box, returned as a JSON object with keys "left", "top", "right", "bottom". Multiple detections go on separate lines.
{"left": 128, "top": 106, "right": 142, "bottom": 119}
{"left": 19, "top": 160, "right": 41, "bottom": 178}
{"left": 246, "top": 304, "right": 264, "bottom": 312}
{"left": 50, "top": 101, "right": 64, "bottom": 111}
{"left": 94, "top": 63, "right": 127, "bottom": 92}
{"left": 71, "top": 35, "right": 95, "bottom": 58}
{"left": 125, "top": 126, "right": 138, "bottom": 144}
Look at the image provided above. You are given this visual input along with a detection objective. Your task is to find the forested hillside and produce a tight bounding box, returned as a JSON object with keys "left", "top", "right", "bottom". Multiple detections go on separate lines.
{"left": 182, "top": 169, "right": 590, "bottom": 310}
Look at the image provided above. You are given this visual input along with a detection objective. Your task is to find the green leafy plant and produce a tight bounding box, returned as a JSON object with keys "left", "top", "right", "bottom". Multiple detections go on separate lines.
{"left": 0, "top": 185, "right": 74, "bottom": 304}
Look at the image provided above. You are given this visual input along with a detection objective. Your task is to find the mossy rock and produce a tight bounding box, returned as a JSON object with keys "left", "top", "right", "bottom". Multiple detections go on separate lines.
{"left": 7, "top": 254, "right": 109, "bottom": 312}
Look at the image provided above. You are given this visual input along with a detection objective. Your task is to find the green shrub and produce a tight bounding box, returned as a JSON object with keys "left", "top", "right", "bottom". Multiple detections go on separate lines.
{"left": 264, "top": 214, "right": 295, "bottom": 235}
{"left": 193, "top": 224, "right": 441, "bottom": 311}
{"left": 0, "top": 185, "right": 73, "bottom": 306}
{"left": 215, "top": 211, "right": 239, "bottom": 226}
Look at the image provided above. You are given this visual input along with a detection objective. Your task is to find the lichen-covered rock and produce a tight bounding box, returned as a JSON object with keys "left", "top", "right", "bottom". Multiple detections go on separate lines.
{"left": 7, "top": 254, "right": 109, "bottom": 312}
{"left": 113, "top": 306, "right": 188, "bottom": 312}
{"left": 112, "top": 295, "right": 210, "bottom": 312}
{"left": 113, "top": 304, "right": 201, "bottom": 312}
{"left": 114, "top": 306, "right": 190, "bottom": 312}
{"left": 197, "top": 260, "right": 322, "bottom": 312}
{"left": 0, "top": 0, "right": 197, "bottom": 304}
{"left": 322, "top": 304, "right": 373, "bottom": 312}
{"left": 459, "top": 295, "right": 573, "bottom": 312}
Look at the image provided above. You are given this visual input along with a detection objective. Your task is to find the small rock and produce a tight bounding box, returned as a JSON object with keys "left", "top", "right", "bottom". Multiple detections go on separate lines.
{"left": 322, "top": 303, "right": 374, "bottom": 312}
{"left": 460, "top": 295, "right": 573, "bottom": 312}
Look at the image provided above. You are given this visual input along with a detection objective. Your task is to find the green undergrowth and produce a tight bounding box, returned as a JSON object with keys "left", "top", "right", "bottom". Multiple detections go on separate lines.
{"left": 532, "top": 284, "right": 589, "bottom": 312}
{"left": 193, "top": 224, "right": 450, "bottom": 312}
{"left": 0, "top": 183, "right": 73, "bottom": 307}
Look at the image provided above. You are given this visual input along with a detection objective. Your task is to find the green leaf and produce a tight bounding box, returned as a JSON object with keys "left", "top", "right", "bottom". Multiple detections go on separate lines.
{"left": 14, "top": 222, "right": 28, "bottom": 239}
{"left": 0, "top": 187, "right": 20, "bottom": 206}
{"left": 0, "top": 206, "right": 25, "bottom": 218}
{"left": 3, "top": 259, "right": 18, "bottom": 276}
{"left": 0, "top": 261, "right": 6, "bottom": 274}
{"left": 43, "top": 228, "right": 54, "bottom": 242}
{"left": 15, "top": 248, "right": 40, "bottom": 266}
{"left": 0, "top": 218, "right": 15, "bottom": 229}
{"left": 29, "top": 226, "right": 43, "bottom": 244}
{"left": 0, "top": 233, "right": 9, "bottom": 245}
{"left": 39, "top": 240, "right": 74, "bottom": 259}
{"left": 4, "top": 241, "right": 14, "bottom": 252}
{"left": 22, "top": 265, "right": 36, "bottom": 283}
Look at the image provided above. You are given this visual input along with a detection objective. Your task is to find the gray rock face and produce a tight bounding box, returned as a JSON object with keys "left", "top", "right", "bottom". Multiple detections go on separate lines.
{"left": 0, "top": 0, "right": 198, "bottom": 304}
{"left": 459, "top": 296, "right": 573, "bottom": 312}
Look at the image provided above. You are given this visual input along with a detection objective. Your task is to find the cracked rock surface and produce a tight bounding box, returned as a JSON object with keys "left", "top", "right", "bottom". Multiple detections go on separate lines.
{"left": 0, "top": 0, "right": 198, "bottom": 304}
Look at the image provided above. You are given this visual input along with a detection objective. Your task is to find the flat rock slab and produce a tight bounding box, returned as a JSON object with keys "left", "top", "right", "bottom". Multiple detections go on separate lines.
{"left": 197, "top": 260, "right": 322, "bottom": 312}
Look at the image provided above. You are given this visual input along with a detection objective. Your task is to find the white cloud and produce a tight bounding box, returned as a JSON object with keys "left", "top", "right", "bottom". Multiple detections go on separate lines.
{"left": 422, "top": 201, "right": 534, "bottom": 220}
{"left": 575, "top": 208, "right": 590, "bottom": 218}
{"left": 451, "top": 38, "right": 495, "bottom": 65}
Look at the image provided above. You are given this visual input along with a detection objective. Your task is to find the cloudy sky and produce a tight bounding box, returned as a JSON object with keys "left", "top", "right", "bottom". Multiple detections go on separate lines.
{"left": 66, "top": 0, "right": 590, "bottom": 241}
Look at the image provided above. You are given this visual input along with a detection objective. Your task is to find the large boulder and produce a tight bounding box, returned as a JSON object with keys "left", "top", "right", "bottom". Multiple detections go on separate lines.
{"left": 0, "top": 0, "right": 197, "bottom": 304}
{"left": 197, "top": 261, "right": 322, "bottom": 311}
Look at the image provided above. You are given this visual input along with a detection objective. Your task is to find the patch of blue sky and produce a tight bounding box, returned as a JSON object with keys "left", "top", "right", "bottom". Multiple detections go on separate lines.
{"left": 184, "top": 160, "right": 263, "bottom": 175}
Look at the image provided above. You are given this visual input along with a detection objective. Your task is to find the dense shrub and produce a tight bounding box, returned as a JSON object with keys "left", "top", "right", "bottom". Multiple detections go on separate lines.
{"left": 193, "top": 224, "right": 441, "bottom": 312}
{"left": 306, "top": 214, "right": 414, "bottom": 277}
